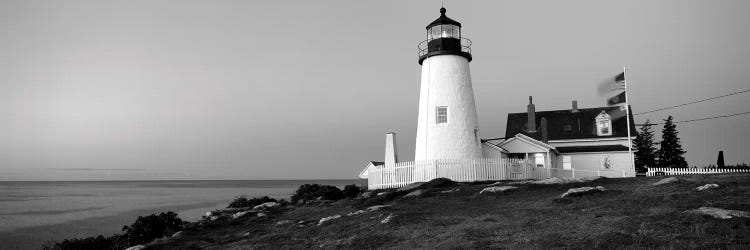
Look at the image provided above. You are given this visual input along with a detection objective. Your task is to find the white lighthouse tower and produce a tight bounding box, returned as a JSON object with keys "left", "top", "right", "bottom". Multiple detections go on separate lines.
{"left": 415, "top": 7, "right": 482, "bottom": 161}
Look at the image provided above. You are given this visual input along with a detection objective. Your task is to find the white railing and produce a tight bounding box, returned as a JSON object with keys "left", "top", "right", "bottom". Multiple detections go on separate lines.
{"left": 646, "top": 167, "right": 750, "bottom": 176}
{"left": 367, "top": 158, "right": 630, "bottom": 190}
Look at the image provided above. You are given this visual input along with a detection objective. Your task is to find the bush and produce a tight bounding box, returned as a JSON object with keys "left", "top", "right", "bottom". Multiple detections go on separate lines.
{"left": 227, "top": 195, "right": 277, "bottom": 208}
{"left": 343, "top": 184, "right": 362, "bottom": 198}
{"left": 43, "top": 211, "right": 183, "bottom": 250}
{"left": 122, "top": 211, "right": 184, "bottom": 246}
{"left": 291, "top": 184, "right": 345, "bottom": 204}
{"left": 42, "top": 235, "right": 127, "bottom": 250}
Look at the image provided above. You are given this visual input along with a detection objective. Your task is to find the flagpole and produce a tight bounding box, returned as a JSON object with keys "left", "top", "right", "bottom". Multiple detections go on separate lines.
{"left": 624, "top": 66, "right": 634, "bottom": 176}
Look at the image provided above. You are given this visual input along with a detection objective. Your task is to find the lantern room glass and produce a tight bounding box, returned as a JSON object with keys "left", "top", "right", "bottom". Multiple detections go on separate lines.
{"left": 428, "top": 24, "right": 460, "bottom": 41}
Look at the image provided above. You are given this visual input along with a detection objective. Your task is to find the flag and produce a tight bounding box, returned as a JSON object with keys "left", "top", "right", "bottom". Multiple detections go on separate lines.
{"left": 606, "top": 71, "right": 627, "bottom": 106}
{"left": 607, "top": 91, "right": 627, "bottom": 105}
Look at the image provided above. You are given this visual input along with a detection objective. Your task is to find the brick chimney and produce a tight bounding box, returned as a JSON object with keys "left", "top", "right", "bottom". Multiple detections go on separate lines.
{"left": 527, "top": 96, "right": 536, "bottom": 132}
{"left": 571, "top": 100, "right": 579, "bottom": 113}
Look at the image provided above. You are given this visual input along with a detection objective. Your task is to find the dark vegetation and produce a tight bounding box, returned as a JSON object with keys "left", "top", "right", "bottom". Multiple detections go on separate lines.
{"left": 291, "top": 184, "right": 345, "bottom": 204}
{"left": 43, "top": 212, "right": 183, "bottom": 250}
{"left": 342, "top": 184, "right": 362, "bottom": 198}
{"left": 656, "top": 115, "right": 688, "bottom": 168}
{"left": 145, "top": 174, "right": 750, "bottom": 249}
{"left": 227, "top": 196, "right": 277, "bottom": 208}
{"left": 633, "top": 119, "right": 657, "bottom": 172}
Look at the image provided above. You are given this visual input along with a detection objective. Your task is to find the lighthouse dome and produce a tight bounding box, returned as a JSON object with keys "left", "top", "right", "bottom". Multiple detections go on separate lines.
{"left": 418, "top": 7, "right": 472, "bottom": 64}
{"left": 426, "top": 7, "right": 461, "bottom": 29}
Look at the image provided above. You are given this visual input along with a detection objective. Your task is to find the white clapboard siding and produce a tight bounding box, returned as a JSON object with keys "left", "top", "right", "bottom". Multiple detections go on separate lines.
{"left": 646, "top": 167, "right": 750, "bottom": 176}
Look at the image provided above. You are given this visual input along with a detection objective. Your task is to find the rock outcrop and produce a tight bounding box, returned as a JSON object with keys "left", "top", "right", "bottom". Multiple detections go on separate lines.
{"left": 696, "top": 184, "right": 719, "bottom": 191}
{"left": 318, "top": 215, "right": 342, "bottom": 225}
{"left": 479, "top": 186, "right": 518, "bottom": 194}
{"left": 652, "top": 177, "right": 678, "bottom": 186}
{"left": 685, "top": 207, "right": 750, "bottom": 219}
{"left": 560, "top": 186, "right": 607, "bottom": 198}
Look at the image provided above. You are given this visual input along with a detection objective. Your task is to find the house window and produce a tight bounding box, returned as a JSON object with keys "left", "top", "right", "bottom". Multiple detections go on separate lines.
{"left": 563, "top": 156, "right": 572, "bottom": 170}
{"left": 534, "top": 153, "right": 545, "bottom": 168}
{"left": 436, "top": 106, "right": 448, "bottom": 124}
{"left": 595, "top": 111, "right": 612, "bottom": 136}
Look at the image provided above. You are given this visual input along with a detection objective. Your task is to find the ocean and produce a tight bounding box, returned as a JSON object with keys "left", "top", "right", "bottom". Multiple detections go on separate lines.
{"left": 0, "top": 179, "right": 365, "bottom": 249}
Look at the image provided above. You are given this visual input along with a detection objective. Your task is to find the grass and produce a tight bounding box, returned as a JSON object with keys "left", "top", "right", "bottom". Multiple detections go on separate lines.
{"left": 146, "top": 174, "right": 750, "bottom": 249}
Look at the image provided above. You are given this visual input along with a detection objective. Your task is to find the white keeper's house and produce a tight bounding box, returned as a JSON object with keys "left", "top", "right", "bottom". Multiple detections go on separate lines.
{"left": 359, "top": 8, "right": 636, "bottom": 189}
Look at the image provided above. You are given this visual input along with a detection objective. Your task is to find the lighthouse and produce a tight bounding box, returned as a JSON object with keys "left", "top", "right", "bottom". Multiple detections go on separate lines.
{"left": 414, "top": 7, "right": 482, "bottom": 161}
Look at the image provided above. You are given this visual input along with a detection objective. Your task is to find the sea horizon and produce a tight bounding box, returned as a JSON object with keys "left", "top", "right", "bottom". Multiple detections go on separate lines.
{"left": 0, "top": 179, "right": 365, "bottom": 249}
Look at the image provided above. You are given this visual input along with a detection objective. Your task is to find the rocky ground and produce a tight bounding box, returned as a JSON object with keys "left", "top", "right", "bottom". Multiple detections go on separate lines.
{"left": 141, "top": 174, "right": 750, "bottom": 249}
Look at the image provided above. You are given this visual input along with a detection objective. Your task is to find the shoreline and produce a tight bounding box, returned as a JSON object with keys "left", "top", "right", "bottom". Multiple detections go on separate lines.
{"left": 0, "top": 201, "right": 224, "bottom": 250}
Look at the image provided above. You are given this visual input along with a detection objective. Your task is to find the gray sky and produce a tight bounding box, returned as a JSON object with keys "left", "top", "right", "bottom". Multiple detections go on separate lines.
{"left": 1, "top": 0, "right": 749, "bottom": 181}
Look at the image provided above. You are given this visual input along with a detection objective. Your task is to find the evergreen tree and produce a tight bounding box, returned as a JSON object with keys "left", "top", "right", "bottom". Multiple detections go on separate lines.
{"left": 633, "top": 119, "right": 657, "bottom": 173}
{"left": 717, "top": 151, "right": 725, "bottom": 168}
{"left": 656, "top": 116, "right": 688, "bottom": 168}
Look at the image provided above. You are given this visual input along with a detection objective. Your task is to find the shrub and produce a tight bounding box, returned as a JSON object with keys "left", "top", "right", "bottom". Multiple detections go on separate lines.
{"left": 122, "top": 211, "right": 184, "bottom": 246}
{"left": 43, "top": 211, "right": 183, "bottom": 250}
{"left": 291, "top": 184, "right": 345, "bottom": 204}
{"left": 42, "top": 235, "right": 127, "bottom": 250}
{"left": 227, "top": 195, "right": 277, "bottom": 208}
{"left": 343, "top": 184, "right": 362, "bottom": 198}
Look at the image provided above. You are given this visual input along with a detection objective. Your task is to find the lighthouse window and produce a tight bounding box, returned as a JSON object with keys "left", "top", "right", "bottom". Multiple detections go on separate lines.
{"left": 436, "top": 106, "right": 448, "bottom": 124}
{"left": 428, "top": 25, "right": 460, "bottom": 40}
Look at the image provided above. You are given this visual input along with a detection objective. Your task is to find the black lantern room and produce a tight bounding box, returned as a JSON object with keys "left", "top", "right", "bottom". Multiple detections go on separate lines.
{"left": 418, "top": 7, "right": 472, "bottom": 65}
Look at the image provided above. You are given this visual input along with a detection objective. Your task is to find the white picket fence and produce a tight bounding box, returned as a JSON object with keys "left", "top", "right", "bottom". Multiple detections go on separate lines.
{"left": 646, "top": 167, "right": 750, "bottom": 176}
{"left": 367, "top": 158, "right": 629, "bottom": 190}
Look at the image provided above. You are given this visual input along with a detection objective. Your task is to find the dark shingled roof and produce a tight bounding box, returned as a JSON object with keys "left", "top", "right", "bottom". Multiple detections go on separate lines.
{"left": 505, "top": 105, "right": 637, "bottom": 141}
{"left": 557, "top": 145, "right": 630, "bottom": 153}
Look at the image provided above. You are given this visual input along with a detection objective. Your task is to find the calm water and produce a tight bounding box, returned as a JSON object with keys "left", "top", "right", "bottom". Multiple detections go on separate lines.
{"left": 0, "top": 179, "right": 364, "bottom": 249}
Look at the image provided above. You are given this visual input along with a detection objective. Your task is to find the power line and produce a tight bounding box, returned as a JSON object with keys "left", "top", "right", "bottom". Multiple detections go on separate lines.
{"left": 634, "top": 89, "right": 750, "bottom": 116}
{"left": 635, "top": 111, "right": 750, "bottom": 126}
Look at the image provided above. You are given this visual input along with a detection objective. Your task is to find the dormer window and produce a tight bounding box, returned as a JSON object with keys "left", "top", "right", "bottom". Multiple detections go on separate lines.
{"left": 595, "top": 111, "right": 612, "bottom": 136}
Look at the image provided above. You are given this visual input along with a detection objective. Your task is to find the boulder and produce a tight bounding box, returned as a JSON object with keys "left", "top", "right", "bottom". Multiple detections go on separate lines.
{"left": 440, "top": 188, "right": 460, "bottom": 193}
{"left": 360, "top": 191, "right": 373, "bottom": 199}
{"left": 125, "top": 245, "right": 145, "bottom": 250}
{"left": 317, "top": 215, "right": 342, "bottom": 225}
{"left": 253, "top": 202, "right": 280, "bottom": 211}
{"left": 403, "top": 189, "right": 424, "bottom": 198}
{"left": 652, "top": 177, "right": 678, "bottom": 186}
{"left": 242, "top": 232, "right": 251, "bottom": 237}
{"left": 257, "top": 212, "right": 268, "bottom": 218}
{"left": 561, "top": 186, "right": 607, "bottom": 198}
{"left": 685, "top": 207, "right": 750, "bottom": 219}
{"left": 232, "top": 211, "right": 249, "bottom": 219}
{"left": 275, "top": 220, "right": 293, "bottom": 225}
{"left": 479, "top": 186, "right": 518, "bottom": 194}
{"left": 366, "top": 205, "right": 391, "bottom": 212}
{"left": 208, "top": 216, "right": 219, "bottom": 221}
{"left": 696, "top": 184, "right": 719, "bottom": 191}
{"left": 397, "top": 182, "right": 425, "bottom": 192}
{"left": 347, "top": 210, "right": 366, "bottom": 216}
{"left": 171, "top": 231, "right": 182, "bottom": 238}
{"left": 381, "top": 213, "right": 396, "bottom": 224}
